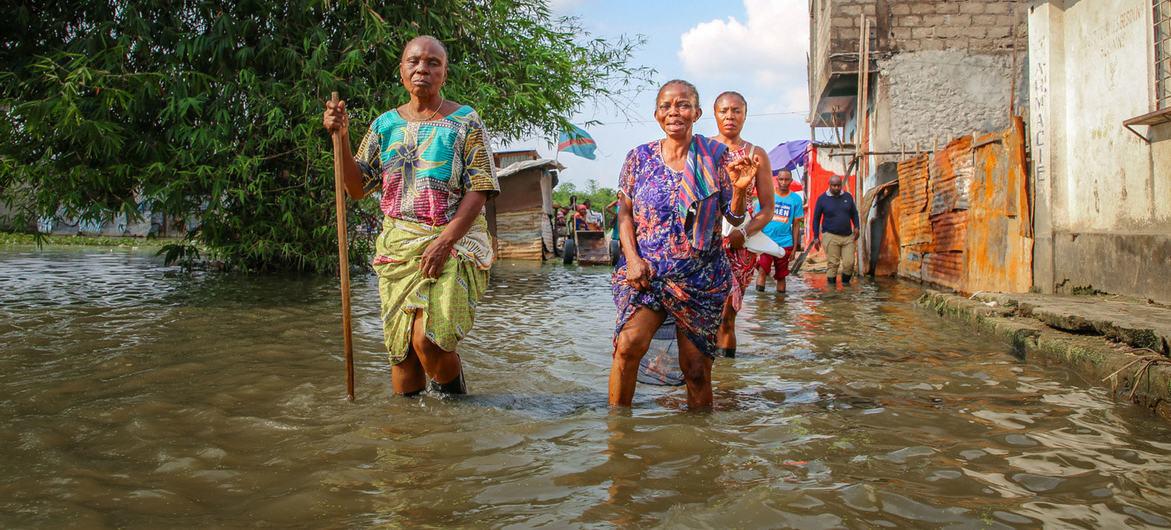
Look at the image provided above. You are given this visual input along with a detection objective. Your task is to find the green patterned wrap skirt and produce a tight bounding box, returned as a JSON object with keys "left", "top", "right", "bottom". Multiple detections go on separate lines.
{"left": 372, "top": 215, "right": 493, "bottom": 365}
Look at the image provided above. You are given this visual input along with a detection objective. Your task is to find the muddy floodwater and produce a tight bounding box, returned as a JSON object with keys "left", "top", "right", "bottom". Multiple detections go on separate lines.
{"left": 2, "top": 247, "right": 1171, "bottom": 528}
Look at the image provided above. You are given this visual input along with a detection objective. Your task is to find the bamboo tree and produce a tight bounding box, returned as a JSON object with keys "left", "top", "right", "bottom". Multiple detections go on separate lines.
{"left": 0, "top": 0, "right": 650, "bottom": 272}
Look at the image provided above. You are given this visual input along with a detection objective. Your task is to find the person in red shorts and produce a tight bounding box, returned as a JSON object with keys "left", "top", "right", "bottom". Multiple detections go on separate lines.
{"left": 755, "top": 170, "right": 804, "bottom": 293}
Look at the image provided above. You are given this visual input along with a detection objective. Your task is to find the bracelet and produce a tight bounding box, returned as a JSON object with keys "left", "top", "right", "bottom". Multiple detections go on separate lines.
{"left": 728, "top": 213, "right": 748, "bottom": 238}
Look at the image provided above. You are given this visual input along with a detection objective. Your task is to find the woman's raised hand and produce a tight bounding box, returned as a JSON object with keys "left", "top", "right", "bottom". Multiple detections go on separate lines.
{"left": 726, "top": 156, "right": 759, "bottom": 191}
{"left": 323, "top": 99, "right": 349, "bottom": 136}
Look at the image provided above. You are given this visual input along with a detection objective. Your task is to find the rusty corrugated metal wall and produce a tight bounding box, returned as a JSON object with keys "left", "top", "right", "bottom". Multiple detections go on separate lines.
{"left": 895, "top": 151, "right": 933, "bottom": 282}
{"left": 921, "top": 136, "right": 973, "bottom": 290}
{"left": 874, "top": 190, "right": 902, "bottom": 276}
{"left": 966, "top": 117, "right": 1033, "bottom": 293}
{"left": 890, "top": 119, "right": 1032, "bottom": 293}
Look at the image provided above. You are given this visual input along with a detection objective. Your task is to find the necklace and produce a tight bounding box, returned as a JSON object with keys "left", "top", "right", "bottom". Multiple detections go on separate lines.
{"left": 718, "top": 135, "right": 749, "bottom": 157}
{"left": 406, "top": 98, "right": 444, "bottom": 122}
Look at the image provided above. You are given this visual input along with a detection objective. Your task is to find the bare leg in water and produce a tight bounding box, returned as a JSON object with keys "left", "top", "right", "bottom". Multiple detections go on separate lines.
{"left": 608, "top": 307, "right": 667, "bottom": 407}
{"left": 715, "top": 299, "right": 738, "bottom": 357}
{"left": 676, "top": 327, "right": 714, "bottom": 410}
{"left": 391, "top": 310, "right": 465, "bottom": 395}
{"left": 609, "top": 306, "right": 714, "bottom": 410}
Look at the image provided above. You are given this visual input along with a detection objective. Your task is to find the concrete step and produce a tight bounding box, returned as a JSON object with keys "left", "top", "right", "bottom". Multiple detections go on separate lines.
{"left": 973, "top": 293, "right": 1171, "bottom": 355}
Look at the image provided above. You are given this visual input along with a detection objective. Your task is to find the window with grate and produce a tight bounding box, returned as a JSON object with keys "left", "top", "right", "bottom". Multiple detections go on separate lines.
{"left": 1157, "top": 0, "right": 1171, "bottom": 109}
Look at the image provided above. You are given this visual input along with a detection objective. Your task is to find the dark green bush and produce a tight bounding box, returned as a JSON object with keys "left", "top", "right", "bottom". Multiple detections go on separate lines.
{"left": 0, "top": 0, "right": 649, "bottom": 272}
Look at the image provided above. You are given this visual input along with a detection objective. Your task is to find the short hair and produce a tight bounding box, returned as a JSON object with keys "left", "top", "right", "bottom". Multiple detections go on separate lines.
{"left": 402, "top": 35, "right": 448, "bottom": 62}
{"left": 657, "top": 79, "right": 700, "bottom": 106}
{"left": 714, "top": 91, "right": 747, "bottom": 110}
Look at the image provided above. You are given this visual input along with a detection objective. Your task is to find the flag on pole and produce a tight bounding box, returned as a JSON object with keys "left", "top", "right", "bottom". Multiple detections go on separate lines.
{"left": 557, "top": 124, "right": 597, "bottom": 160}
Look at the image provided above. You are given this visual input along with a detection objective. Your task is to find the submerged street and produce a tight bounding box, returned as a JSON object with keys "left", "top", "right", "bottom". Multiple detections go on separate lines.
{"left": 2, "top": 247, "right": 1170, "bottom": 528}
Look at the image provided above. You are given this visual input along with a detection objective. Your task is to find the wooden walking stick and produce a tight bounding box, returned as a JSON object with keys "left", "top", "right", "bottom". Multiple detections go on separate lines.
{"left": 329, "top": 91, "right": 355, "bottom": 402}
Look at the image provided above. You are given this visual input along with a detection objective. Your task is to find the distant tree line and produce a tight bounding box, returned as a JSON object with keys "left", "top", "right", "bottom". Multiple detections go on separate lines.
{"left": 552, "top": 180, "right": 617, "bottom": 213}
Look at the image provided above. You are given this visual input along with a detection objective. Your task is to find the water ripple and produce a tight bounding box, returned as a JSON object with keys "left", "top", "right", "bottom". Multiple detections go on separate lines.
{"left": 1, "top": 247, "right": 1170, "bottom": 527}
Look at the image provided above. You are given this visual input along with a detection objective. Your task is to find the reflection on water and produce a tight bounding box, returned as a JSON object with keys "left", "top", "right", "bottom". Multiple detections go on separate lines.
{"left": 2, "top": 246, "right": 1170, "bottom": 528}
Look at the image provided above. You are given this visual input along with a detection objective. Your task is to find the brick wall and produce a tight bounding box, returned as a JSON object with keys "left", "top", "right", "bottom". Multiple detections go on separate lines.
{"left": 887, "top": 0, "right": 1028, "bottom": 53}
{"left": 814, "top": 0, "right": 1028, "bottom": 64}
{"left": 811, "top": 0, "right": 1030, "bottom": 142}
{"left": 810, "top": 0, "right": 877, "bottom": 100}
{"left": 820, "top": 0, "right": 875, "bottom": 65}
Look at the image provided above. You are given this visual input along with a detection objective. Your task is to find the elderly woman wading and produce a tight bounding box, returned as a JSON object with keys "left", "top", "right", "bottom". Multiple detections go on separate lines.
{"left": 610, "top": 80, "right": 756, "bottom": 409}
{"left": 322, "top": 36, "right": 499, "bottom": 396}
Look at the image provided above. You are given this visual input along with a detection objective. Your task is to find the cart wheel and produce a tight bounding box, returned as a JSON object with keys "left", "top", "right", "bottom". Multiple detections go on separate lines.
{"left": 562, "top": 239, "right": 576, "bottom": 264}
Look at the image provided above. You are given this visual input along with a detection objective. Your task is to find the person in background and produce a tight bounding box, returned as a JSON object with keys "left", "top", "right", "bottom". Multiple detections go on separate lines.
{"left": 711, "top": 91, "right": 775, "bottom": 358}
{"left": 573, "top": 204, "right": 591, "bottom": 231}
{"left": 755, "top": 170, "right": 803, "bottom": 293}
{"left": 811, "top": 175, "right": 860, "bottom": 286}
{"left": 554, "top": 205, "right": 567, "bottom": 236}
{"left": 582, "top": 198, "right": 604, "bottom": 229}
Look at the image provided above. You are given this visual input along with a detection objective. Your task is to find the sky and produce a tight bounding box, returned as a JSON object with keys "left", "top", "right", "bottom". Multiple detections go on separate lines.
{"left": 501, "top": 0, "right": 813, "bottom": 190}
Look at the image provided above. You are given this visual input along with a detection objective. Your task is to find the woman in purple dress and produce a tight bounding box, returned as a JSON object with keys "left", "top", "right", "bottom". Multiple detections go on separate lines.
{"left": 609, "top": 79, "right": 756, "bottom": 410}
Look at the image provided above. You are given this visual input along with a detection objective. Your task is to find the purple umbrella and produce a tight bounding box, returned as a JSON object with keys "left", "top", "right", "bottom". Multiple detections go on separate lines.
{"left": 767, "top": 140, "right": 811, "bottom": 173}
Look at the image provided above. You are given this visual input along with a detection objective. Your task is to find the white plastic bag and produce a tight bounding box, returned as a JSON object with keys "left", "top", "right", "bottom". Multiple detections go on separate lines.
{"left": 722, "top": 218, "right": 786, "bottom": 257}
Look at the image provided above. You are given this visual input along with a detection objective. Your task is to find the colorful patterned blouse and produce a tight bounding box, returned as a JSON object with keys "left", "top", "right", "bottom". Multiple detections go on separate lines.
{"left": 355, "top": 105, "right": 500, "bottom": 226}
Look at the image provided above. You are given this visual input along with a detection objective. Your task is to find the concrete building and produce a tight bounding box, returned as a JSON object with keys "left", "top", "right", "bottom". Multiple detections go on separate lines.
{"left": 1028, "top": 0, "right": 1171, "bottom": 303}
{"left": 810, "top": 0, "right": 1029, "bottom": 191}
{"left": 809, "top": 0, "right": 1032, "bottom": 289}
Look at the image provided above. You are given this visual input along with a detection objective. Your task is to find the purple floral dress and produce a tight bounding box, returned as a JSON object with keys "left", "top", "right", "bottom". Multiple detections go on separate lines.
{"left": 612, "top": 140, "right": 734, "bottom": 358}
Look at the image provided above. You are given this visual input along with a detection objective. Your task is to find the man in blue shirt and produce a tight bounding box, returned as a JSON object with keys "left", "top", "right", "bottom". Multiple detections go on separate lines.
{"left": 811, "top": 175, "right": 860, "bottom": 285}
{"left": 755, "top": 170, "right": 804, "bottom": 292}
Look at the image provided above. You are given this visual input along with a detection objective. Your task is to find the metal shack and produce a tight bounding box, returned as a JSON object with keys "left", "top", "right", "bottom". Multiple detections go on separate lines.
{"left": 487, "top": 151, "right": 562, "bottom": 261}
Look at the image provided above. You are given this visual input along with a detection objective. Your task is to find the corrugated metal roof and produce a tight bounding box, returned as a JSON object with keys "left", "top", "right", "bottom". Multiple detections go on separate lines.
{"left": 496, "top": 159, "right": 565, "bottom": 179}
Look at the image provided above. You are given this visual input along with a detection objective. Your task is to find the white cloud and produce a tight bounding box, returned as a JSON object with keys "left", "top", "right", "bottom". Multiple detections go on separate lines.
{"left": 678, "top": 0, "right": 809, "bottom": 89}
{"left": 783, "top": 85, "right": 809, "bottom": 113}
{"left": 547, "top": 0, "right": 585, "bottom": 14}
